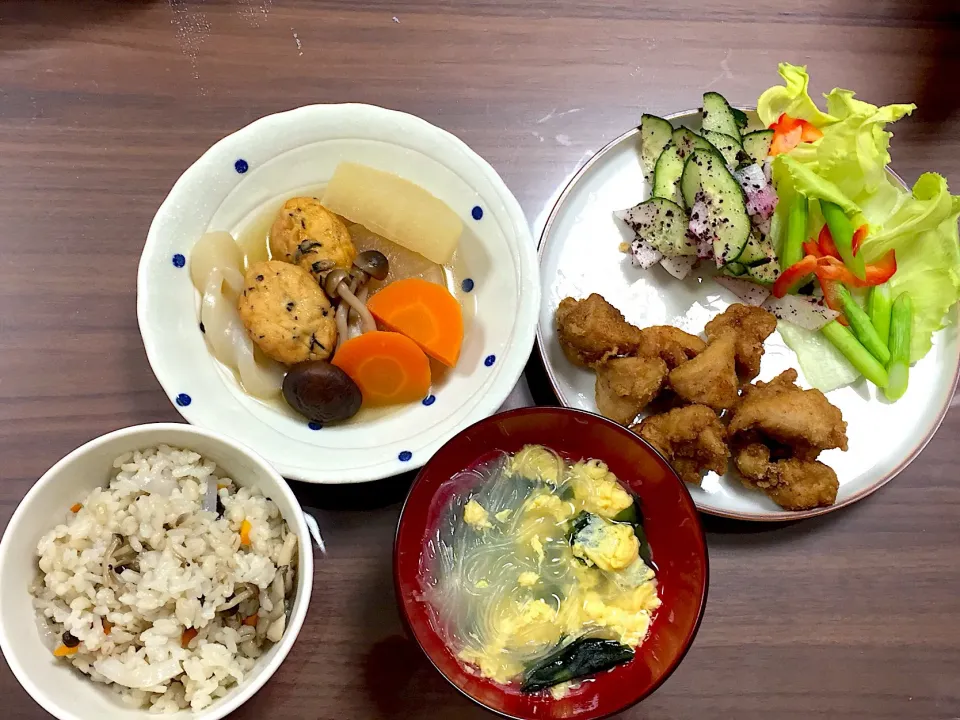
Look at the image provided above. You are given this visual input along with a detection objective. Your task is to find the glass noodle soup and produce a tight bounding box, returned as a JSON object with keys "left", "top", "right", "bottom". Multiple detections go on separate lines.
{"left": 420, "top": 445, "right": 659, "bottom": 697}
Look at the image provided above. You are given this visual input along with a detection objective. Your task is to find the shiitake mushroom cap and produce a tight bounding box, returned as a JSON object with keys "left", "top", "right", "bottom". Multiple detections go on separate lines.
{"left": 282, "top": 361, "right": 362, "bottom": 424}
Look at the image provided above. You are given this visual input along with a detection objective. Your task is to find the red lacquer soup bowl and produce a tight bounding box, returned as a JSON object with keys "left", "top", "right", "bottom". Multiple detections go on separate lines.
{"left": 394, "top": 407, "right": 709, "bottom": 719}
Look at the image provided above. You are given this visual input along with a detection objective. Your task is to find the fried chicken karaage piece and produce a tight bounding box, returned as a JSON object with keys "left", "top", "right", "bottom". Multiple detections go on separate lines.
{"left": 704, "top": 303, "right": 777, "bottom": 382}
{"left": 555, "top": 294, "right": 643, "bottom": 367}
{"left": 728, "top": 369, "right": 848, "bottom": 455}
{"left": 634, "top": 405, "right": 729, "bottom": 485}
{"left": 733, "top": 443, "right": 839, "bottom": 510}
{"left": 595, "top": 356, "right": 669, "bottom": 426}
{"left": 637, "top": 326, "right": 706, "bottom": 369}
{"left": 667, "top": 333, "right": 739, "bottom": 411}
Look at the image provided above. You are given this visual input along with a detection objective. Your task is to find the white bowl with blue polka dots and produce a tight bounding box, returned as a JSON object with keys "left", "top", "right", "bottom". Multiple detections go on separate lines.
{"left": 137, "top": 104, "right": 539, "bottom": 483}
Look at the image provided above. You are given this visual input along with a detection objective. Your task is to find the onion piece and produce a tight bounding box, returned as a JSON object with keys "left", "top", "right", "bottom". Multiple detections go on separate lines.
{"left": 190, "top": 231, "right": 244, "bottom": 292}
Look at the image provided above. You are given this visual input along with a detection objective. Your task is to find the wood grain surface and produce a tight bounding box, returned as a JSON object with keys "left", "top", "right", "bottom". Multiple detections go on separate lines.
{"left": 1, "top": 1, "right": 959, "bottom": 718}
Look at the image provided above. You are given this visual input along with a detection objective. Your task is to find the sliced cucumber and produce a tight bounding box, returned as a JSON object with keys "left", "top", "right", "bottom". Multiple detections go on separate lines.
{"left": 680, "top": 150, "right": 751, "bottom": 264}
{"left": 723, "top": 261, "right": 747, "bottom": 277}
{"left": 742, "top": 129, "right": 775, "bottom": 166}
{"left": 743, "top": 234, "right": 781, "bottom": 284}
{"left": 747, "top": 257, "right": 781, "bottom": 284}
{"left": 620, "top": 197, "right": 697, "bottom": 257}
{"left": 671, "top": 127, "right": 721, "bottom": 159}
{"left": 701, "top": 130, "right": 742, "bottom": 166}
{"left": 640, "top": 114, "right": 674, "bottom": 180}
{"left": 652, "top": 141, "right": 685, "bottom": 203}
{"left": 616, "top": 197, "right": 693, "bottom": 256}
{"left": 702, "top": 92, "right": 742, "bottom": 140}
{"left": 737, "top": 231, "right": 772, "bottom": 267}
{"left": 732, "top": 107, "right": 750, "bottom": 131}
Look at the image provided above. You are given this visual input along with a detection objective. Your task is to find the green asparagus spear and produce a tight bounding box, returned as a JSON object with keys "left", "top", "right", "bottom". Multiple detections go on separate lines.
{"left": 835, "top": 285, "right": 891, "bottom": 365}
{"left": 884, "top": 292, "right": 913, "bottom": 401}
{"left": 821, "top": 201, "right": 866, "bottom": 280}
{"left": 820, "top": 321, "right": 889, "bottom": 388}
{"left": 867, "top": 283, "right": 893, "bottom": 348}
{"left": 781, "top": 195, "right": 808, "bottom": 270}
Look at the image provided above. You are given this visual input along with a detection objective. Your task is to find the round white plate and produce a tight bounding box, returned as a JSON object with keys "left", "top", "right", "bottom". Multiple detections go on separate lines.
{"left": 139, "top": 104, "right": 539, "bottom": 484}
{"left": 537, "top": 111, "right": 960, "bottom": 520}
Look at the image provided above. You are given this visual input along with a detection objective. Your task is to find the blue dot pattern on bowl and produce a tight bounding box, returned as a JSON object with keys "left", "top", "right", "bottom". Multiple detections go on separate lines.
{"left": 484, "top": 354, "right": 496, "bottom": 367}
{"left": 461, "top": 278, "right": 475, "bottom": 293}
{"left": 471, "top": 205, "right": 483, "bottom": 220}
{"left": 399, "top": 450, "right": 413, "bottom": 462}
{"left": 235, "top": 159, "right": 249, "bottom": 174}
{"left": 308, "top": 421, "right": 322, "bottom": 431}
{"left": 172, "top": 253, "right": 186, "bottom": 268}
{"left": 422, "top": 395, "right": 436, "bottom": 406}
{"left": 175, "top": 393, "right": 192, "bottom": 407}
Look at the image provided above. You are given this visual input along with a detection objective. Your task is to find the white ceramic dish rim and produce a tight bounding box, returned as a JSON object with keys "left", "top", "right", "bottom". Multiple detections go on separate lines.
{"left": 137, "top": 103, "right": 540, "bottom": 484}
{"left": 0, "top": 423, "right": 314, "bottom": 720}
{"left": 535, "top": 109, "right": 960, "bottom": 522}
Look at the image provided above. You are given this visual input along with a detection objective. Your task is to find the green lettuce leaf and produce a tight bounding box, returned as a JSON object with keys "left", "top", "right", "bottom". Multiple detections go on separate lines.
{"left": 757, "top": 63, "right": 838, "bottom": 128}
{"left": 773, "top": 154, "right": 865, "bottom": 224}
{"left": 860, "top": 173, "right": 960, "bottom": 360}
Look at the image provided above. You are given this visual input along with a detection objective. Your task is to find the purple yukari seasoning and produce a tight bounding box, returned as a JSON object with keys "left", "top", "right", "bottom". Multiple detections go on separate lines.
{"left": 761, "top": 293, "right": 840, "bottom": 331}
{"left": 734, "top": 164, "right": 778, "bottom": 220}
{"left": 660, "top": 255, "right": 697, "bottom": 279}
{"left": 630, "top": 239, "right": 663, "bottom": 269}
{"left": 714, "top": 276, "right": 771, "bottom": 306}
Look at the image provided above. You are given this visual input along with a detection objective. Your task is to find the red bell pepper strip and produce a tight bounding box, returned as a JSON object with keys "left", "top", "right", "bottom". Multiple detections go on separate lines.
{"left": 821, "top": 201, "right": 867, "bottom": 280}
{"left": 768, "top": 114, "right": 824, "bottom": 156}
{"left": 769, "top": 125, "right": 802, "bottom": 156}
{"left": 817, "top": 224, "right": 841, "bottom": 260}
{"left": 816, "top": 250, "right": 897, "bottom": 287}
{"left": 772, "top": 255, "right": 819, "bottom": 298}
{"left": 803, "top": 240, "right": 822, "bottom": 258}
{"left": 817, "top": 274, "right": 849, "bottom": 326}
{"left": 852, "top": 224, "right": 868, "bottom": 256}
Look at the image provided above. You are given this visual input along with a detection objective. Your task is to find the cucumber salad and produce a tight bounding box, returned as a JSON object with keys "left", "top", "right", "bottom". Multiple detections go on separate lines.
{"left": 616, "top": 64, "right": 960, "bottom": 401}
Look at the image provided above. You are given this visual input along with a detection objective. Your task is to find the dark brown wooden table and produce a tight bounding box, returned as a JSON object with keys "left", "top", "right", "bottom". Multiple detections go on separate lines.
{"left": 2, "top": 1, "right": 959, "bottom": 718}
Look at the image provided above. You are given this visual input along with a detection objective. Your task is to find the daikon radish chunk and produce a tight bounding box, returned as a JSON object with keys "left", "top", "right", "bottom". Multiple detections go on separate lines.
{"left": 322, "top": 163, "right": 462, "bottom": 265}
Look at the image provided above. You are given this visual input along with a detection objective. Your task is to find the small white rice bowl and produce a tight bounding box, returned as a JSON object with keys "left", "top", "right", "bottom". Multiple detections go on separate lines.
{"left": 0, "top": 424, "right": 313, "bottom": 720}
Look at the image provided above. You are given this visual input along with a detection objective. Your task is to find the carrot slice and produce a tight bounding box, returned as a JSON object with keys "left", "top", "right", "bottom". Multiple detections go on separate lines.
{"left": 70, "top": 503, "right": 82, "bottom": 513}
{"left": 366, "top": 278, "right": 464, "bottom": 367}
{"left": 242, "top": 613, "right": 259, "bottom": 627}
{"left": 102, "top": 619, "right": 112, "bottom": 635}
{"left": 53, "top": 644, "right": 78, "bottom": 657}
{"left": 181, "top": 628, "right": 198, "bottom": 648}
{"left": 332, "top": 331, "right": 431, "bottom": 406}
{"left": 240, "top": 519, "right": 252, "bottom": 545}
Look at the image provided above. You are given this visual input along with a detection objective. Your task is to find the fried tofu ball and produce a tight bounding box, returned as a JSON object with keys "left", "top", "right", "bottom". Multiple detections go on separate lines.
{"left": 237, "top": 260, "right": 336, "bottom": 365}
{"left": 729, "top": 369, "right": 848, "bottom": 455}
{"left": 634, "top": 405, "right": 729, "bottom": 485}
{"left": 555, "top": 294, "right": 643, "bottom": 367}
{"left": 270, "top": 197, "right": 357, "bottom": 281}
{"left": 595, "top": 356, "right": 669, "bottom": 426}
{"left": 704, "top": 304, "right": 777, "bottom": 382}
{"left": 637, "top": 326, "right": 706, "bottom": 369}
{"left": 667, "top": 333, "right": 740, "bottom": 412}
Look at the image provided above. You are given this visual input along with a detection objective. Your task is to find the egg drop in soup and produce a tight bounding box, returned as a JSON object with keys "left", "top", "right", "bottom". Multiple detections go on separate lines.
{"left": 420, "top": 445, "right": 660, "bottom": 696}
